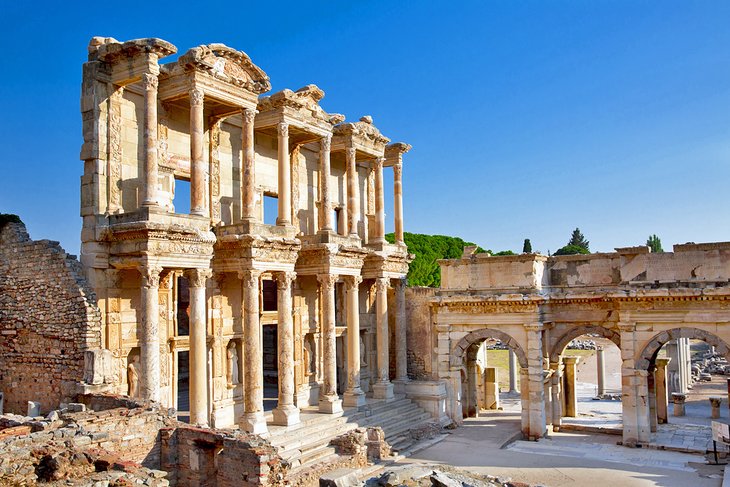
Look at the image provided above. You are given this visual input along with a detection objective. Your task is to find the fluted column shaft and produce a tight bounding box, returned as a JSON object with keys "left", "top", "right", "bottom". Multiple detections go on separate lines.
{"left": 241, "top": 108, "right": 257, "bottom": 221}
{"left": 346, "top": 147, "right": 360, "bottom": 237}
{"left": 240, "top": 270, "right": 267, "bottom": 434}
{"left": 185, "top": 268, "right": 210, "bottom": 426}
{"left": 318, "top": 274, "right": 343, "bottom": 413}
{"left": 277, "top": 122, "right": 291, "bottom": 225}
{"left": 343, "top": 276, "right": 365, "bottom": 407}
{"left": 273, "top": 271, "right": 300, "bottom": 425}
{"left": 374, "top": 157, "right": 385, "bottom": 244}
{"left": 139, "top": 265, "right": 161, "bottom": 402}
{"left": 319, "top": 135, "right": 333, "bottom": 231}
{"left": 394, "top": 278, "right": 408, "bottom": 382}
{"left": 373, "top": 277, "right": 394, "bottom": 399}
{"left": 393, "top": 162, "right": 404, "bottom": 244}
{"left": 141, "top": 74, "right": 159, "bottom": 208}
{"left": 190, "top": 86, "right": 207, "bottom": 216}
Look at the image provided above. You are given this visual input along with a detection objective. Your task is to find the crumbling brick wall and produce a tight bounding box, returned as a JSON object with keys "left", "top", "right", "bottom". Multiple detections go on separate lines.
{"left": 405, "top": 287, "right": 437, "bottom": 380}
{"left": 0, "top": 221, "right": 102, "bottom": 414}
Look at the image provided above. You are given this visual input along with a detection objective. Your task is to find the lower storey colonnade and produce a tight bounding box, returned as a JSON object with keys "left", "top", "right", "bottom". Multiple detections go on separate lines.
{"left": 133, "top": 264, "right": 409, "bottom": 434}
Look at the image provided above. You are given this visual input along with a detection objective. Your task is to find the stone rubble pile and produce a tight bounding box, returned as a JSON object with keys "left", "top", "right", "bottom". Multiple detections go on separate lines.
{"left": 566, "top": 339, "right": 596, "bottom": 350}
{"left": 358, "top": 465, "right": 542, "bottom": 487}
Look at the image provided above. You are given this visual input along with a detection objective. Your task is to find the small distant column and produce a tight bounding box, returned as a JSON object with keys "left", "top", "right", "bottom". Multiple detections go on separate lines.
{"left": 185, "top": 268, "right": 211, "bottom": 426}
{"left": 655, "top": 358, "right": 671, "bottom": 424}
{"left": 672, "top": 392, "right": 687, "bottom": 417}
{"left": 319, "top": 135, "right": 333, "bottom": 232}
{"left": 273, "top": 271, "right": 299, "bottom": 425}
{"left": 189, "top": 86, "right": 207, "bottom": 216}
{"left": 140, "top": 73, "right": 159, "bottom": 208}
{"left": 596, "top": 347, "right": 605, "bottom": 397}
{"left": 241, "top": 108, "right": 257, "bottom": 222}
{"left": 373, "top": 157, "right": 386, "bottom": 244}
{"left": 346, "top": 146, "right": 360, "bottom": 237}
{"left": 508, "top": 350, "right": 518, "bottom": 393}
{"left": 139, "top": 264, "right": 162, "bottom": 403}
{"left": 393, "top": 160, "right": 404, "bottom": 245}
{"left": 563, "top": 356, "right": 579, "bottom": 417}
{"left": 372, "top": 277, "right": 394, "bottom": 400}
{"left": 277, "top": 122, "right": 291, "bottom": 226}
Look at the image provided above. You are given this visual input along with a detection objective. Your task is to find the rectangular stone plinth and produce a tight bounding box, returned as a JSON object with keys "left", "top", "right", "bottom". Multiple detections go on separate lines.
{"left": 372, "top": 382, "right": 394, "bottom": 400}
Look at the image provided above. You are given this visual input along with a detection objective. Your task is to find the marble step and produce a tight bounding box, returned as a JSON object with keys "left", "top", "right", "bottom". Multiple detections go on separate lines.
{"left": 282, "top": 444, "right": 338, "bottom": 469}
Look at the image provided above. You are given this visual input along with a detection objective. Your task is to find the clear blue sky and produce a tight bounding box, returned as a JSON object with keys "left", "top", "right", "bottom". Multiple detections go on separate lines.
{"left": 1, "top": 1, "right": 728, "bottom": 255}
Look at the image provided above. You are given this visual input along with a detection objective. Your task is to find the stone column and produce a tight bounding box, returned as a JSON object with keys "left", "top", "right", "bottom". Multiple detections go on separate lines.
{"left": 318, "top": 274, "right": 342, "bottom": 413}
{"left": 666, "top": 340, "right": 680, "bottom": 394}
{"left": 596, "top": 347, "right": 605, "bottom": 397}
{"left": 551, "top": 367, "right": 562, "bottom": 431}
{"left": 240, "top": 270, "right": 267, "bottom": 434}
{"left": 345, "top": 147, "right": 360, "bottom": 237}
{"left": 373, "top": 157, "right": 386, "bottom": 244}
{"left": 393, "top": 278, "right": 409, "bottom": 391}
{"left": 189, "top": 86, "right": 207, "bottom": 217}
{"left": 672, "top": 392, "right": 686, "bottom": 416}
{"left": 139, "top": 264, "right": 162, "bottom": 402}
{"left": 140, "top": 73, "right": 159, "bottom": 208}
{"left": 484, "top": 367, "right": 499, "bottom": 410}
{"left": 373, "top": 278, "right": 394, "bottom": 400}
{"left": 648, "top": 367, "right": 657, "bottom": 432}
{"left": 273, "top": 271, "right": 299, "bottom": 425}
{"left": 343, "top": 276, "right": 366, "bottom": 407}
{"left": 509, "top": 350, "right": 518, "bottom": 393}
{"left": 277, "top": 122, "right": 291, "bottom": 226}
{"left": 241, "top": 108, "right": 257, "bottom": 222}
{"left": 524, "top": 324, "right": 546, "bottom": 440}
{"left": 563, "top": 356, "right": 579, "bottom": 417}
{"left": 319, "top": 134, "right": 333, "bottom": 232}
{"left": 710, "top": 397, "right": 722, "bottom": 419}
{"left": 393, "top": 161, "right": 404, "bottom": 245}
{"left": 655, "top": 357, "right": 670, "bottom": 424}
{"left": 185, "top": 268, "right": 211, "bottom": 426}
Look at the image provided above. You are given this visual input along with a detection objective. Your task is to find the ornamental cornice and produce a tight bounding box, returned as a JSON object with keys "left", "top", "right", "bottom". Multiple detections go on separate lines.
{"left": 177, "top": 43, "right": 271, "bottom": 94}
{"left": 258, "top": 85, "right": 345, "bottom": 126}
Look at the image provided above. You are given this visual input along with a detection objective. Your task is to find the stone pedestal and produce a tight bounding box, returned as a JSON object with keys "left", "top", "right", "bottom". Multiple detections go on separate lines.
{"left": 655, "top": 358, "right": 670, "bottom": 424}
{"left": 563, "top": 356, "right": 579, "bottom": 418}
{"left": 672, "top": 392, "right": 686, "bottom": 417}
{"left": 273, "top": 272, "right": 300, "bottom": 426}
{"left": 710, "top": 397, "right": 722, "bottom": 419}
{"left": 484, "top": 367, "right": 499, "bottom": 410}
{"left": 27, "top": 401, "right": 41, "bottom": 417}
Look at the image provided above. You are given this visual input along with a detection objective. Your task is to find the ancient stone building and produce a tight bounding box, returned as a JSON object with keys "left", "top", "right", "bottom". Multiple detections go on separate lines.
{"left": 78, "top": 36, "right": 413, "bottom": 433}
{"left": 408, "top": 244, "right": 730, "bottom": 445}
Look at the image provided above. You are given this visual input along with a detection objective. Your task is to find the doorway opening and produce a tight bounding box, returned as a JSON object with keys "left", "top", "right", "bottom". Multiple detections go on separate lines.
{"left": 177, "top": 350, "right": 190, "bottom": 423}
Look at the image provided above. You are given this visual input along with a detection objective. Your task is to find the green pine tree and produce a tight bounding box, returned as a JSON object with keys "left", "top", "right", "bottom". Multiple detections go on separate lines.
{"left": 522, "top": 238, "right": 532, "bottom": 253}
{"left": 646, "top": 234, "right": 663, "bottom": 253}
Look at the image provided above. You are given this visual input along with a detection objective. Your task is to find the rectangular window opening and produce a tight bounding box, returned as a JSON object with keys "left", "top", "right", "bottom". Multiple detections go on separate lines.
{"left": 262, "top": 279, "right": 278, "bottom": 312}
{"left": 173, "top": 178, "right": 191, "bottom": 215}
{"left": 263, "top": 194, "right": 278, "bottom": 226}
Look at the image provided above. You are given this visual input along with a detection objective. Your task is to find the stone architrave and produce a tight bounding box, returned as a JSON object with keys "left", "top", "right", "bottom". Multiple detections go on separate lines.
{"left": 372, "top": 278, "right": 394, "bottom": 400}
{"left": 318, "top": 274, "right": 342, "bottom": 414}
{"left": 185, "top": 268, "right": 211, "bottom": 426}
{"left": 343, "top": 276, "right": 366, "bottom": 407}
{"left": 273, "top": 271, "right": 300, "bottom": 425}
{"left": 139, "top": 264, "right": 162, "bottom": 403}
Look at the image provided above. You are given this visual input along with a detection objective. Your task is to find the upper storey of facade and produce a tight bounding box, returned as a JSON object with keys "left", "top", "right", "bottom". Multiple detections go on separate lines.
{"left": 79, "top": 37, "right": 411, "bottom": 275}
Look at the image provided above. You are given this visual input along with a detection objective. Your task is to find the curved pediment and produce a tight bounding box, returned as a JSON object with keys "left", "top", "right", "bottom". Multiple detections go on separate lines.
{"left": 258, "top": 84, "right": 345, "bottom": 125}
{"left": 178, "top": 44, "right": 271, "bottom": 94}
{"left": 333, "top": 116, "right": 391, "bottom": 145}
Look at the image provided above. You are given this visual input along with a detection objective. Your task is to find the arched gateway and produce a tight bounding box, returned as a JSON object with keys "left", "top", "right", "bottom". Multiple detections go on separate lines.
{"left": 418, "top": 246, "right": 730, "bottom": 447}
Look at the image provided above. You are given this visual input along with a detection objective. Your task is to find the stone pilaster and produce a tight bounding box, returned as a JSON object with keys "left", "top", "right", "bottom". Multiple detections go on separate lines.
{"left": 346, "top": 147, "right": 360, "bottom": 237}
{"left": 189, "top": 86, "right": 207, "bottom": 216}
{"left": 393, "top": 278, "right": 409, "bottom": 392}
{"left": 373, "top": 278, "right": 394, "bottom": 400}
{"left": 240, "top": 270, "right": 267, "bottom": 434}
{"left": 277, "top": 122, "right": 291, "bottom": 226}
{"left": 373, "top": 157, "right": 385, "bottom": 244}
{"left": 185, "top": 268, "right": 211, "bottom": 426}
{"left": 550, "top": 365, "right": 562, "bottom": 430}
{"left": 140, "top": 74, "right": 159, "bottom": 208}
{"left": 318, "top": 274, "right": 342, "bottom": 413}
{"left": 524, "top": 323, "right": 546, "bottom": 440}
{"left": 393, "top": 161, "right": 404, "bottom": 245}
{"left": 241, "top": 108, "right": 257, "bottom": 222}
{"left": 619, "top": 321, "right": 649, "bottom": 446}
{"left": 563, "top": 356, "right": 579, "bottom": 417}
{"left": 139, "top": 264, "right": 162, "bottom": 402}
{"left": 343, "top": 276, "right": 366, "bottom": 407}
{"left": 319, "top": 135, "right": 333, "bottom": 232}
{"left": 273, "top": 271, "right": 300, "bottom": 425}
{"left": 655, "top": 357, "right": 670, "bottom": 424}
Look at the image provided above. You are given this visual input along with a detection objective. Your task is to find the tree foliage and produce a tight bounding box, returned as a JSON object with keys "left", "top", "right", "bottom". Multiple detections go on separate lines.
{"left": 646, "top": 234, "right": 663, "bottom": 253}
{"left": 522, "top": 238, "right": 532, "bottom": 253}
{"left": 554, "top": 244, "right": 591, "bottom": 256}
{"left": 385, "top": 232, "right": 490, "bottom": 287}
{"left": 567, "top": 228, "right": 589, "bottom": 251}
{"left": 0, "top": 213, "right": 22, "bottom": 230}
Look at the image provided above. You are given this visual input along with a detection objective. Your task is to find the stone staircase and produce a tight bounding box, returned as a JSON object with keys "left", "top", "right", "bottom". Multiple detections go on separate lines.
{"left": 265, "top": 394, "right": 436, "bottom": 471}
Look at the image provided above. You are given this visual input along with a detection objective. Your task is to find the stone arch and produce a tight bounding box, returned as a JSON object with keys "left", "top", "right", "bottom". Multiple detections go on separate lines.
{"left": 637, "top": 327, "right": 730, "bottom": 371}
{"left": 550, "top": 325, "right": 621, "bottom": 364}
{"left": 450, "top": 328, "right": 528, "bottom": 370}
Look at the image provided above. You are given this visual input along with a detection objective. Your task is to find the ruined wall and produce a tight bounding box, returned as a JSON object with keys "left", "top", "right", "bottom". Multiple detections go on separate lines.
{"left": 405, "top": 286, "right": 437, "bottom": 380}
{"left": 0, "top": 222, "right": 102, "bottom": 414}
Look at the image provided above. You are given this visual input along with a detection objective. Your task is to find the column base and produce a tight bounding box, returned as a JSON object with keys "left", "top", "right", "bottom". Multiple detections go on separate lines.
{"left": 372, "top": 381, "right": 394, "bottom": 400}
{"left": 343, "top": 388, "right": 367, "bottom": 408}
{"left": 318, "top": 394, "right": 343, "bottom": 414}
{"left": 272, "top": 404, "right": 300, "bottom": 426}
{"left": 240, "top": 411, "right": 268, "bottom": 435}
{"left": 189, "top": 412, "right": 209, "bottom": 428}
{"left": 392, "top": 378, "right": 410, "bottom": 394}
